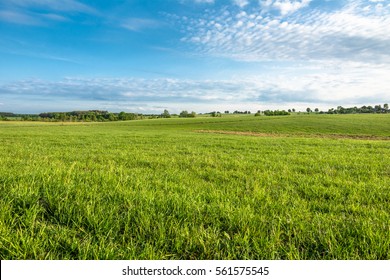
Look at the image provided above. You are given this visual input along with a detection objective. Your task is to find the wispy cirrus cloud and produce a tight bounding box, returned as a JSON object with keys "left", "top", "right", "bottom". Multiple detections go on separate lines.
{"left": 0, "top": 0, "right": 98, "bottom": 25}
{"left": 0, "top": 48, "right": 80, "bottom": 64}
{"left": 0, "top": 9, "right": 70, "bottom": 25}
{"left": 121, "top": 18, "right": 162, "bottom": 32}
{"left": 179, "top": 0, "right": 390, "bottom": 63}
{"left": 195, "top": 0, "right": 215, "bottom": 3}
{"left": 0, "top": 10, "right": 41, "bottom": 25}
{"left": 2, "top": 0, "right": 98, "bottom": 14}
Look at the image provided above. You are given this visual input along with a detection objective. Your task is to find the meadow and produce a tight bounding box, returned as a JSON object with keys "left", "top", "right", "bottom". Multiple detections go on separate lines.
{"left": 0, "top": 114, "right": 389, "bottom": 259}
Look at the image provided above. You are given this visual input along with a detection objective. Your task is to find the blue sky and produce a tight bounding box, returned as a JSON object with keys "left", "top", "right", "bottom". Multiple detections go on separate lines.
{"left": 0, "top": 0, "right": 389, "bottom": 113}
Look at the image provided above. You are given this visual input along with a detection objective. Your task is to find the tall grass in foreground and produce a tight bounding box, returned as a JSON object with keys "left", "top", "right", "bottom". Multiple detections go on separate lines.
{"left": 0, "top": 114, "right": 389, "bottom": 259}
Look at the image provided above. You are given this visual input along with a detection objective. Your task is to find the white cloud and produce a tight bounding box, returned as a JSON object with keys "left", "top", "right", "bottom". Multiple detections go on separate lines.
{"left": 260, "top": 0, "right": 274, "bottom": 8}
{"left": 260, "top": 0, "right": 311, "bottom": 14}
{"left": 272, "top": 0, "right": 311, "bottom": 15}
{"left": 1, "top": 66, "right": 389, "bottom": 113}
{"left": 179, "top": 1, "right": 390, "bottom": 63}
{"left": 233, "top": 0, "right": 250, "bottom": 8}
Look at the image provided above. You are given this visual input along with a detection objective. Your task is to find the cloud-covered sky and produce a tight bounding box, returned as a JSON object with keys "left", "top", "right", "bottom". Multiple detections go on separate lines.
{"left": 0, "top": 0, "right": 389, "bottom": 113}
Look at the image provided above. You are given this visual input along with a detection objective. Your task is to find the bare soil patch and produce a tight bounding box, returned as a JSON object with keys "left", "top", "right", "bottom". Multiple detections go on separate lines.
{"left": 195, "top": 130, "right": 390, "bottom": 141}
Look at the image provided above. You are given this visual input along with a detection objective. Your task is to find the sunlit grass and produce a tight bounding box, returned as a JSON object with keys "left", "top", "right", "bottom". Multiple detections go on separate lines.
{"left": 0, "top": 114, "right": 389, "bottom": 259}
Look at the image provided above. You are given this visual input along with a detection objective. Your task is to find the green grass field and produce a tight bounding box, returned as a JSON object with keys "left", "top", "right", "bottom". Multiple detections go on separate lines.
{"left": 0, "top": 114, "right": 389, "bottom": 259}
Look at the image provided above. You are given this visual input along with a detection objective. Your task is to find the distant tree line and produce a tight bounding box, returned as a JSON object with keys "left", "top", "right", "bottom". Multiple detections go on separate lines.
{"left": 325, "top": 104, "right": 389, "bottom": 114}
{"left": 206, "top": 110, "right": 251, "bottom": 116}
{"left": 179, "top": 110, "right": 197, "bottom": 118}
{"left": 232, "top": 110, "right": 251, "bottom": 114}
{"left": 0, "top": 110, "right": 140, "bottom": 122}
{"left": 37, "top": 110, "right": 139, "bottom": 122}
{"left": 0, "top": 112, "right": 38, "bottom": 121}
{"left": 255, "top": 104, "right": 389, "bottom": 116}
{"left": 0, "top": 112, "right": 17, "bottom": 117}
{"left": 260, "top": 110, "right": 290, "bottom": 116}
{"left": 0, "top": 109, "right": 198, "bottom": 121}
{"left": 0, "top": 103, "right": 388, "bottom": 121}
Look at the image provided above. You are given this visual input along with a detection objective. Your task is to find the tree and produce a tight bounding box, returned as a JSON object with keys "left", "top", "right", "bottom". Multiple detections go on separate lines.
{"left": 179, "top": 110, "right": 196, "bottom": 118}
{"left": 118, "top": 111, "right": 126, "bottom": 120}
{"left": 263, "top": 110, "right": 289, "bottom": 116}
{"left": 306, "top": 107, "right": 311, "bottom": 113}
{"left": 179, "top": 110, "right": 188, "bottom": 118}
{"left": 315, "top": 108, "right": 319, "bottom": 113}
{"left": 384, "top": 103, "right": 389, "bottom": 112}
{"left": 161, "top": 109, "right": 171, "bottom": 118}
{"left": 108, "top": 113, "right": 117, "bottom": 121}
